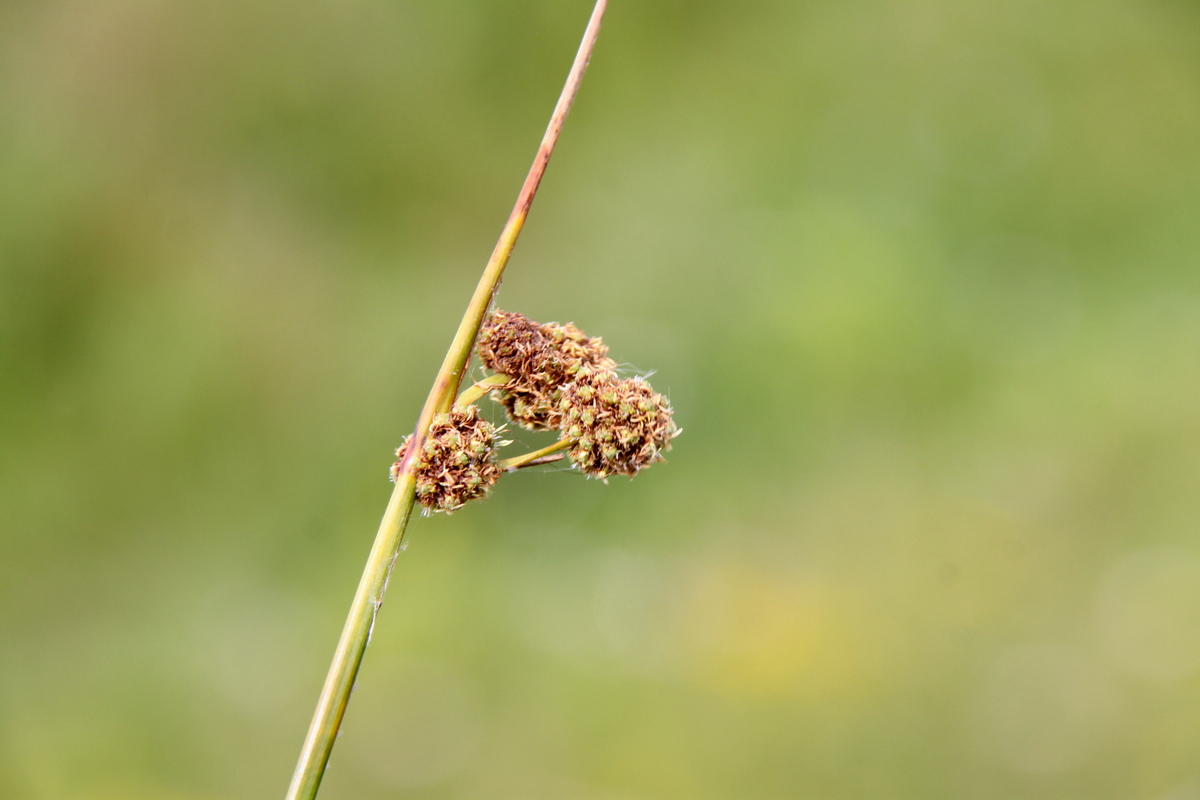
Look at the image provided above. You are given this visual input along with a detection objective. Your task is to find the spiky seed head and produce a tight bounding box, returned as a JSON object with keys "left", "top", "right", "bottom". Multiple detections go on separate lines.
{"left": 476, "top": 311, "right": 549, "bottom": 385}
{"left": 478, "top": 310, "right": 616, "bottom": 430}
{"left": 390, "top": 405, "right": 502, "bottom": 513}
{"left": 559, "top": 372, "right": 677, "bottom": 479}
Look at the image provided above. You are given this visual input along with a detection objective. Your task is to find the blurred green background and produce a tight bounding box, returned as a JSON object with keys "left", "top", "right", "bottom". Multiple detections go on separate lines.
{"left": 3, "top": 0, "right": 1200, "bottom": 798}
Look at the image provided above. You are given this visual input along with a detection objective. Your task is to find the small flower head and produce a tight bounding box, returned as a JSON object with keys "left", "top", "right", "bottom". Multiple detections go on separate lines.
{"left": 559, "top": 372, "right": 676, "bottom": 479}
{"left": 541, "top": 320, "right": 612, "bottom": 374}
{"left": 390, "top": 405, "right": 501, "bottom": 512}
{"left": 495, "top": 385, "right": 566, "bottom": 432}
{"left": 478, "top": 310, "right": 615, "bottom": 430}
{"left": 476, "top": 310, "right": 549, "bottom": 382}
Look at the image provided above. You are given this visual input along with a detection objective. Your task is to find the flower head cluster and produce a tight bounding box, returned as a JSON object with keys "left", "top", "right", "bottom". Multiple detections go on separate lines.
{"left": 480, "top": 309, "right": 677, "bottom": 479}
{"left": 390, "top": 405, "right": 501, "bottom": 513}
{"left": 478, "top": 310, "right": 614, "bottom": 430}
{"left": 560, "top": 369, "right": 675, "bottom": 479}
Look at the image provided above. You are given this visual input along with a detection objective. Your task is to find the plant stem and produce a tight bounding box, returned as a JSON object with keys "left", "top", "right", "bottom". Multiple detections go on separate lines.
{"left": 284, "top": 3, "right": 608, "bottom": 799}
{"left": 455, "top": 373, "right": 510, "bottom": 409}
{"left": 499, "top": 437, "right": 574, "bottom": 471}
{"left": 512, "top": 451, "right": 569, "bottom": 469}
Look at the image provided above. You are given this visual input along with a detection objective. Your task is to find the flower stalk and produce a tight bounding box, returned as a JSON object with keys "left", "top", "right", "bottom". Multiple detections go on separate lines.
{"left": 500, "top": 437, "right": 574, "bottom": 471}
{"left": 455, "top": 373, "right": 511, "bottom": 409}
{"left": 284, "top": 3, "right": 608, "bottom": 798}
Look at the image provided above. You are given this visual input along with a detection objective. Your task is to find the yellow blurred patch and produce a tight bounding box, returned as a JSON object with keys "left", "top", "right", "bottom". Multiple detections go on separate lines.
{"left": 684, "top": 562, "right": 868, "bottom": 700}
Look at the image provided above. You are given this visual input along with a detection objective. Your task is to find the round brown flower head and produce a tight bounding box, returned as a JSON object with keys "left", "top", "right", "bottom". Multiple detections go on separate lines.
{"left": 477, "top": 310, "right": 615, "bottom": 430}
{"left": 558, "top": 371, "right": 676, "bottom": 479}
{"left": 390, "top": 405, "right": 501, "bottom": 513}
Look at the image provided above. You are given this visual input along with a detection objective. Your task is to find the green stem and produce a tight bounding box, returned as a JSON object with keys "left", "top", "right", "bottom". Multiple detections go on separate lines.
{"left": 284, "top": 3, "right": 608, "bottom": 799}
{"left": 455, "top": 373, "right": 510, "bottom": 409}
{"left": 499, "top": 437, "right": 574, "bottom": 471}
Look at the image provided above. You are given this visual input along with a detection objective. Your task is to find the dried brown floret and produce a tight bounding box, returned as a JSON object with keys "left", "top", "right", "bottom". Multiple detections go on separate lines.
{"left": 495, "top": 385, "right": 567, "bottom": 432}
{"left": 559, "top": 372, "right": 677, "bottom": 480}
{"left": 390, "top": 405, "right": 501, "bottom": 513}
{"left": 476, "top": 310, "right": 549, "bottom": 382}
{"left": 478, "top": 310, "right": 615, "bottom": 430}
{"left": 541, "top": 320, "right": 612, "bottom": 375}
